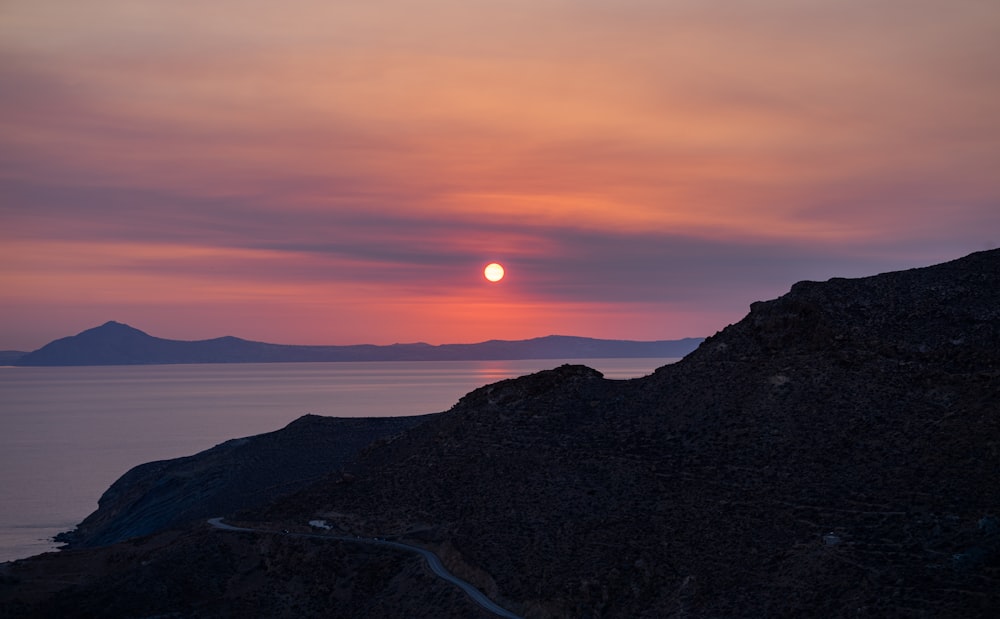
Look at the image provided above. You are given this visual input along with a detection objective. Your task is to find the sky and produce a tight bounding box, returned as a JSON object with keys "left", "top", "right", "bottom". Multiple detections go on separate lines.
{"left": 2, "top": 0, "right": 998, "bottom": 351}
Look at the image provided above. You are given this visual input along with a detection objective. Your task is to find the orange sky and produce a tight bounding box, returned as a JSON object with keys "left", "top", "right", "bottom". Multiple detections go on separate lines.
{"left": 2, "top": 0, "right": 999, "bottom": 350}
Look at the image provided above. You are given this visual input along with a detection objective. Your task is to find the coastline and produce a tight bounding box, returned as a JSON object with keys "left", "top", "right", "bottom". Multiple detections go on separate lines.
{"left": 0, "top": 358, "right": 678, "bottom": 563}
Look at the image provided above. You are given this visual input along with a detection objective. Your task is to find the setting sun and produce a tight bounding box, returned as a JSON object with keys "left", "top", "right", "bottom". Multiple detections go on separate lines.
{"left": 484, "top": 262, "right": 505, "bottom": 282}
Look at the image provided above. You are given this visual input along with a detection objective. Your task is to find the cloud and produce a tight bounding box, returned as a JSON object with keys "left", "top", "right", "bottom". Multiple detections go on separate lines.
{"left": 1, "top": 0, "right": 998, "bottom": 348}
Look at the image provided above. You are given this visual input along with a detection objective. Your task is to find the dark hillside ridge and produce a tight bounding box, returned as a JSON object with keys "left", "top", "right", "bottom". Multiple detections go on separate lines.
{"left": 14, "top": 323, "right": 701, "bottom": 366}
{"left": 258, "top": 248, "right": 1000, "bottom": 617}
{"left": 3, "top": 249, "right": 998, "bottom": 618}
{"left": 687, "top": 246, "right": 999, "bottom": 363}
{"left": 56, "top": 414, "right": 433, "bottom": 549}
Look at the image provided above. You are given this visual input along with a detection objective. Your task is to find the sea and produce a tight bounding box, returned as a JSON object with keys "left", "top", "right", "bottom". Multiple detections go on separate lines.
{"left": 0, "top": 358, "right": 677, "bottom": 563}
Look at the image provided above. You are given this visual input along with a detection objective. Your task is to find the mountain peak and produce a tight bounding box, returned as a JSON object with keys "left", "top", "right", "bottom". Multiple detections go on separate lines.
{"left": 92, "top": 320, "right": 146, "bottom": 333}
{"left": 73, "top": 321, "right": 152, "bottom": 342}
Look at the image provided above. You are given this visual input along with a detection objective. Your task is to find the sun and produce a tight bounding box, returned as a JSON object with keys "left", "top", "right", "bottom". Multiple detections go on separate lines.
{"left": 484, "top": 262, "right": 505, "bottom": 282}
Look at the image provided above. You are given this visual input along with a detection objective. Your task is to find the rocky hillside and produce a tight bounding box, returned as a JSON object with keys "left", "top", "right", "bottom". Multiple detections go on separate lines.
{"left": 2, "top": 249, "right": 998, "bottom": 618}
{"left": 256, "top": 249, "right": 1000, "bottom": 618}
{"left": 56, "top": 414, "right": 432, "bottom": 548}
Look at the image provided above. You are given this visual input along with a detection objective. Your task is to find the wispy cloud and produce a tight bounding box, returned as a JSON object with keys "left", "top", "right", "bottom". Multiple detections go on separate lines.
{"left": 2, "top": 0, "right": 998, "bottom": 348}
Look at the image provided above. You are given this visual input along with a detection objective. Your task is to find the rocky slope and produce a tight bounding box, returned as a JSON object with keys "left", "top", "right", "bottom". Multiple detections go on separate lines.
{"left": 2, "top": 527, "right": 493, "bottom": 619}
{"left": 2, "top": 249, "right": 998, "bottom": 618}
{"left": 57, "top": 414, "right": 432, "bottom": 548}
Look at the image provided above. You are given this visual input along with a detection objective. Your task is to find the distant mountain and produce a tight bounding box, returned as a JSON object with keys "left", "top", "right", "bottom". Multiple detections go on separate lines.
{"left": 13, "top": 323, "right": 702, "bottom": 366}
{"left": 0, "top": 350, "right": 26, "bottom": 365}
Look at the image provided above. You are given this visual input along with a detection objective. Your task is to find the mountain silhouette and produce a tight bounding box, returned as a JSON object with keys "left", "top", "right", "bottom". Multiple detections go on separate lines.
{"left": 13, "top": 322, "right": 701, "bottom": 366}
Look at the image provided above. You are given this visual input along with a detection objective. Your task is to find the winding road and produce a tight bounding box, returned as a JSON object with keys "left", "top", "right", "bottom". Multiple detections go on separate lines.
{"left": 208, "top": 518, "right": 522, "bottom": 619}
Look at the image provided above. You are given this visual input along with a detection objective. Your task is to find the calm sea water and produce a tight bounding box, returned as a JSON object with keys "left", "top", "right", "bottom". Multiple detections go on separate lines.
{"left": 0, "top": 358, "right": 676, "bottom": 562}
